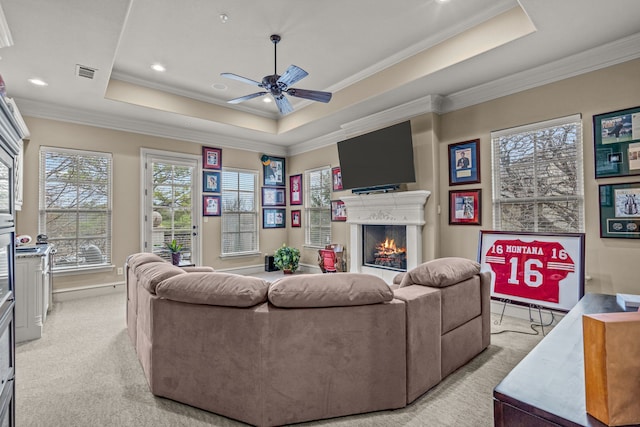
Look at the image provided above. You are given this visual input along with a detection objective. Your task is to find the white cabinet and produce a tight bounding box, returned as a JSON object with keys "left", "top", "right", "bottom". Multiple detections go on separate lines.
{"left": 15, "top": 245, "right": 51, "bottom": 343}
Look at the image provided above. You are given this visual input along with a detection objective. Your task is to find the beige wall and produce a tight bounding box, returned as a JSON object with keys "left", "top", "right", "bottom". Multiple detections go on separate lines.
{"left": 18, "top": 58, "right": 640, "bottom": 295}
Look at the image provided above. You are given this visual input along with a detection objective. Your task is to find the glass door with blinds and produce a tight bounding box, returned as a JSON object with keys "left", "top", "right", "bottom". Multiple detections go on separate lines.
{"left": 142, "top": 150, "right": 200, "bottom": 265}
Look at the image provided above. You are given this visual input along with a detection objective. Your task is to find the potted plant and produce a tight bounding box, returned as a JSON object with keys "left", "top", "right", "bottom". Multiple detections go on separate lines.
{"left": 273, "top": 243, "right": 300, "bottom": 274}
{"left": 166, "top": 239, "right": 183, "bottom": 266}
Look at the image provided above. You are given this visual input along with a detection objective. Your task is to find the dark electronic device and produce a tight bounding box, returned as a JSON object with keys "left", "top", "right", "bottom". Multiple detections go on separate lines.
{"left": 337, "top": 121, "right": 416, "bottom": 193}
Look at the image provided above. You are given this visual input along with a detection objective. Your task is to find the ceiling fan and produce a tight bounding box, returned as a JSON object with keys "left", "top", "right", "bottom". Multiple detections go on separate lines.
{"left": 221, "top": 34, "right": 332, "bottom": 115}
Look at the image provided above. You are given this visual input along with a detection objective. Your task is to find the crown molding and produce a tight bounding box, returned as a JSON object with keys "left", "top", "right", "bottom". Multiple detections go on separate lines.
{"left": 286, "top": 128, "right": 346, "bottom": 157}
{"left": 15, "top": 97, "right": 286, "bottom": 156}
{"left": 442, "top": 31, "right": 640, "bottom": 113}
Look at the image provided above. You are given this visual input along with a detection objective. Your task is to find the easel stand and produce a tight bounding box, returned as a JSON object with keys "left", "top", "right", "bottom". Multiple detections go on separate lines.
{"left": 495, "top": 299, "right": 557, "bottom": 336}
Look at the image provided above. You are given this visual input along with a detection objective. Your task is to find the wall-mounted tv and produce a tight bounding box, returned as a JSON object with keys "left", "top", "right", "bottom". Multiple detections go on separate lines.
{"left": 337, "top": 121, "right": 416, "bottom": 192}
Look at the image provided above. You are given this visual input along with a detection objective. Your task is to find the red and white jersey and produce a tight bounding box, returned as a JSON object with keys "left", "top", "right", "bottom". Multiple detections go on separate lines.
{"left": 485, "top": 239, "right": 575, "bottom": 303}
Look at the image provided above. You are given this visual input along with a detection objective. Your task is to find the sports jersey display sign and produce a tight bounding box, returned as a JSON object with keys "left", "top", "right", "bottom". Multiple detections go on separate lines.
{"left": 478, "top": 231, "right": 585, "bottom": 312}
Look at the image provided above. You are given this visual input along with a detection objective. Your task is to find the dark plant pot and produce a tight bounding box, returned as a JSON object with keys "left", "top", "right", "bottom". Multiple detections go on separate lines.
{"left": 283, "top": 269, "right": 293, "bottom": 274}
{"left": 171, "top": 252, "right": 181, "bottom": 266}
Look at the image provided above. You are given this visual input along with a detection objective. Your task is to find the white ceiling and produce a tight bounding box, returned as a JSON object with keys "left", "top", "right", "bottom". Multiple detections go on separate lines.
{"left": 1, "top": 0, "right": 639, "bottom": 155}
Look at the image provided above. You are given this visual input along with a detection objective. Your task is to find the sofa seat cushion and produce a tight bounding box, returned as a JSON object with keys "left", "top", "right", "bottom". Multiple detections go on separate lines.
{"left": 268, "top": 273, "right": 393, "bottom": 308}
{"left": 136, "top": 262, "right": 185, "bottom": 294}
{"left": 155, "top": 272, "right": 269, "bottom": 307}
{"left": 399, "top": 257, "right": 480, "bottom": 288}
{"left": 127, "top": 252, "right": 166, "bottom": 270}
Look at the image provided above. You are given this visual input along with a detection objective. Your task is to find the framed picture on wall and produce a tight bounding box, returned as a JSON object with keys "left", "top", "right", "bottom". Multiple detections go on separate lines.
{"left": 203, "top": 146, "right": 222, "bottom": 170}
{"left": 262, "top": 187, "right": 286, "bottom": 207}
{"left": 598, "top": 181, "right": 640, "bottom": 238}
{"left": 331, "top": 200, "right": 347, "bottom": 221}
{"left": 203, "top": 171, "right": 221, "bottom": 193}
{"left": 593, "top": 106, "right": 640, "bottom": 178}
{"left": 263, "top": 208, "right": 286, "bottom": 228}
{"left": 449, "top": 189, "right": 481, "bottom": 225}
{"left": 448, "top": 139, "right": 480, "bottom": 185}
{"left": 332, "top": 166, "right": 343, "bottom": 191}
{"left": 291, "top": 210, "right": 301, "bottom": 227}
{"left": 263, "top": 156, "right": 286, "bottom": 187}
{"left": 203, "top": 195, "right": 221, "bottom": 216}
{"left": 289, "top": 174, "right": 302, "bottom": 205}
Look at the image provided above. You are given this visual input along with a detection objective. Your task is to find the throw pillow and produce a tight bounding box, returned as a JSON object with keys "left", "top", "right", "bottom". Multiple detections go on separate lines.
{"left": 399, "top": 257, "right": 480, "bottom": 288}
{"left": 268, "top": 273, "right": 393, "bottom": 308}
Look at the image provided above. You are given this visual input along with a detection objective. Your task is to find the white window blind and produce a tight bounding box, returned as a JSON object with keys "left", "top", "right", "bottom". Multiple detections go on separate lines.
{"left": 221, "top": 168, "right": 258, "bottom": 255}
{"left": 491, "top": 114, "right": 584, "bottom": 233}
{"left": 39, "top": 147, "right": 112, "bottom": 271}
{"left": 305, "top": 167, "right": 331, "bottom": 247}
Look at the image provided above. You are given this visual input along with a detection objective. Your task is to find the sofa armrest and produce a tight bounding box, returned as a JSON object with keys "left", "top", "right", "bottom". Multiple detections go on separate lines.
{"left": 393, "top": 285, "right": 442, "bottom": 403}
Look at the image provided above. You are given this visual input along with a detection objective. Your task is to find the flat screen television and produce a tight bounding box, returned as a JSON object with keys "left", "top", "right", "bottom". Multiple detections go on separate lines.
{"left": 337, "top": 121, "right": 416, "bottom": 192}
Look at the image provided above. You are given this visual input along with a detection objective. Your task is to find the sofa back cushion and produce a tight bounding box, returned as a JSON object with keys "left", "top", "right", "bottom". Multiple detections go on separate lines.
{"left": 268, "top": 273, "right": 393, "bottom": 308}
{"left": 156, "top": 272, "right": 269, "bottom": 307}
{"left": 136, "top": 262, "right": 185, "bottom": 294}
{"left": 399, "top": 257, "right": 480, "bottom": 288}
{"left": 127, "top": 252, "right": 166, "bottom": 270}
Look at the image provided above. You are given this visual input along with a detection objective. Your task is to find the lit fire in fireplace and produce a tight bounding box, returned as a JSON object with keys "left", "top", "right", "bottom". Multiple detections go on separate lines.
{"left": 373, "top": 237, "right": 407, "bottom": 270}
{"left": 376, "top": 238, "right": 406, "bottom": 256}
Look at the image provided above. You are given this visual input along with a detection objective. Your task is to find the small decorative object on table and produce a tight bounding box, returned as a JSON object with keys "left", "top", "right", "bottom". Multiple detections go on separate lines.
{"left": 165, "top": 239, "right": 183, "bottom": 266}
{"left": 273, "top": 243, "right": 300, "bottom": 274}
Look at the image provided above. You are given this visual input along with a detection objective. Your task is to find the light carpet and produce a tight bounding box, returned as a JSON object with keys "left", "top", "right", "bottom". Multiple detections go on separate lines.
{"left": 15, "top": 288, "right": 551, "bottom": 426}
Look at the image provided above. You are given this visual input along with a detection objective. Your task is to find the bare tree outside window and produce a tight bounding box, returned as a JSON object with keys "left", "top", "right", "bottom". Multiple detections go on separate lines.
{"left": 40, "top": 148, "right": 112, "bottom": 270}
{"left": 491, "top": 115, "right": 584, "bottom": 233}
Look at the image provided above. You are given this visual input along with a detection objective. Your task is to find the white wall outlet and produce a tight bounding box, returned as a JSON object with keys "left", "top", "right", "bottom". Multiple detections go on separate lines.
{"left": 117, "top": 267, "right": 123, "bottom": 275}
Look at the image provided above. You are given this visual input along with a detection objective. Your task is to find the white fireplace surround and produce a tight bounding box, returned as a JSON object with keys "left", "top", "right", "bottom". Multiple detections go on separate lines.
{"left": 341, "top": 190, "right": 430, "bottom": 283}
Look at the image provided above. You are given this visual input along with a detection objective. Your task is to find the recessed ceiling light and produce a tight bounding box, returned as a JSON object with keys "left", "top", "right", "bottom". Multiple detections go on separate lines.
{"left": 28, "top": 78, "right": 48, "bottom": 86}
{"left": 435, "top": 0, "right": 449, "bottom": 3}
{"left": 263, "top": 97, "right": 272, "bottom": 103}
{"left": 219, "top": 13, "right": 229, "bottom": 24}
{"left": 151, "top": 63, "right": 166, "bottom": 72}
{"left": 212, "top": 83, "right": 227, "bottom": 91}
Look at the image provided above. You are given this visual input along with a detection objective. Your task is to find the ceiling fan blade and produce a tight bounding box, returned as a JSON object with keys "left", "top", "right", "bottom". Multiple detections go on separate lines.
{"left": 220, "top": 73, "right": 262, "bottom": 87}
{"left": 277, "top": 65, "right": 308, "bottom": 87}
{"left": 273, "top": 94, "right": 294, "bottom": 115}
{"left": 286, "top": 88, "right": 332, "bottom": 103}
{"left": 227, "top": 92, "right": 268, "bottom": 104}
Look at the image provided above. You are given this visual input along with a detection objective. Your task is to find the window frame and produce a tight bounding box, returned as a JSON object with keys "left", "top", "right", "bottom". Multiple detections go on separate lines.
{"left": 220, "top": 167, "right": 259, "bottom": 257}
{"left": 491, "top": 114, "right": 585, "bottom": 233}
{"left": 304, "top": 166, "right": 332, "bottom": 248}
{"left": 39, "top": 146, "right": 113, "bottom": 273}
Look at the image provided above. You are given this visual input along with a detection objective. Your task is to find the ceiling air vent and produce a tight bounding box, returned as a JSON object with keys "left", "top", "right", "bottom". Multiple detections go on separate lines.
{"left": 76, "top": 64, "right": 96, "bottom": 80}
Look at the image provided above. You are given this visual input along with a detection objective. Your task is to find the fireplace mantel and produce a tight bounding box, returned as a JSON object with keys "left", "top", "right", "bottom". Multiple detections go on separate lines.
{"left": 341, "top": 190, "right": 430, "bottom": 282}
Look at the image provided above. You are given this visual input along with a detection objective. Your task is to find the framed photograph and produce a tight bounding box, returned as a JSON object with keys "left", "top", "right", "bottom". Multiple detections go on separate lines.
{"left": 449, "top": 189, "right": 481, "bottom": 225}
{"left": 289, "top": 174, "right": 302, "bottom": 205}
{"left": 263, "top": 208, "right": 286, "bottom": 229}
{"left": 599, "top": 181, "right": 640, "bottom": 238}
{"left": 593, "top": 106, "right": 640, "bottom": 178}
{"left": 331, "top": 200, "right": 347, "bottom": 221}
{"left": 263, "top": 156, "right": 285, "bottom": 187}
{"left": 478, "top": 230, "right": 585, "bottom": 312}
{"left": 291, "top": 210, "right": 301, "bottom": 227}
{"left": 448, "top": 139, "right": 480, "bottom": 185}
{"left": 262, "top": 187, "right": 286, "bottom": 207}
{"left": 332, "top": 166, "right": 343, "bottom": 191}
{"left": 203, "top": 195, "right": 221, "bottom": 216}
{"left": 203, "top": 146, "right": 222, "bottom": 170}
{"left": 203, "top": 171, "right": 221, "bottom": 193}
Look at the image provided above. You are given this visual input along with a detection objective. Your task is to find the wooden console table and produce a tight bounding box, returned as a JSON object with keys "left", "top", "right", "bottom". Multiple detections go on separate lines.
{"left": 493, "top": 293, "right": 640, "bottom": 427}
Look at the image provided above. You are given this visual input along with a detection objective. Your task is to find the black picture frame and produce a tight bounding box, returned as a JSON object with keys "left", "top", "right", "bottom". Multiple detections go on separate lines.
{"left": 203, "top": 195, "right": 221, "bottom": 216}
{"left": 262, "top": 187, "right": 286, "bottom": 207}
{"left": 203, "top": 171, "right": 221, "bottom": 193}
{"left": 263, "top": 156, "right": 285, "bottom": 187}
{"left": 448, "top": 139, "right": 480, "bottom": 185}
{"left": 263, "top": 208, "right": 286, "bottom": 228}
{"left": 598, "top": 181, "right": 640, "bottom": 238}
{"left": 593, "top": 106, "right": 640, "bottom": 178}
{"left": 203, "top": 146, "right": 222, "bottom": 170}
{"left": 448, "top": 189, "right": 481, "bottom": 225}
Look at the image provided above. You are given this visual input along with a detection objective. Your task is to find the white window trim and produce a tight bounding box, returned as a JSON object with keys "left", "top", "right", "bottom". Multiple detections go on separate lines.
{"left": 221, "top": 167, "right": 259, "bottom": 257}
{"left": 305, "top": 165, "right": 331, "bottom": 248}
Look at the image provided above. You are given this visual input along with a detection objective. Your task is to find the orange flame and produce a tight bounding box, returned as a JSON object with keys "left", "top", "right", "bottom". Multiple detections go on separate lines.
{"left": 376, "top": 238, "right": 406, "bottom": 255}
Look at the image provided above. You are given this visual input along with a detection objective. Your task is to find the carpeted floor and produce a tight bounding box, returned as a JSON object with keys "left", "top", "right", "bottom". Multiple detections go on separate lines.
{"left": 15, "top": 288, "right": 552, "bottom": 427}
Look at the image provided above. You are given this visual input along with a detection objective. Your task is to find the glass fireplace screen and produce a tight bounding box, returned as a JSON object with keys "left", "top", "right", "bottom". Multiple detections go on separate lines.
{"left": 362, "top": 224, "right": 407, "bottom": 271}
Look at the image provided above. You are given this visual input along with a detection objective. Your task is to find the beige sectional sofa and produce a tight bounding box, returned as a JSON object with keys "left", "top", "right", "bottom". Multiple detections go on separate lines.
{"left": 125, "top": 253, "right": 491, "bottom": 427}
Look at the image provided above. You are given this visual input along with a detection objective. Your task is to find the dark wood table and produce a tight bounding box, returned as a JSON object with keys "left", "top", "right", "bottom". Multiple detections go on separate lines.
{"left": 493, "top": 293, "right": 640, "bottom": 427}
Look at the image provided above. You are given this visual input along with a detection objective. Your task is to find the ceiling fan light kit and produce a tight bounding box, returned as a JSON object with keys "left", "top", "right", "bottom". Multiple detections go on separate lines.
{"left": 221, "top": 34, "right": 332, "bottom": 115}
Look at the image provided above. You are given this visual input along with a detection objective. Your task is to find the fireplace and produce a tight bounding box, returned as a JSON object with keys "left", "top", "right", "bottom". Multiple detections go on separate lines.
{"left": 363, "top": 225, "right": 407, "bottom": 271}
{"left": 341, "top": 190, "right": 430, "bottom": 283}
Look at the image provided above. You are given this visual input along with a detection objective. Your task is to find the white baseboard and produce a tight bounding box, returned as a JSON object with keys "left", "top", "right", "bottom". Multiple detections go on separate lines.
{"left": 53, "top": 281, "right": 125, "bottom": 302}
{"left": 490, "top": 300, "right": 565, "bottom": 324}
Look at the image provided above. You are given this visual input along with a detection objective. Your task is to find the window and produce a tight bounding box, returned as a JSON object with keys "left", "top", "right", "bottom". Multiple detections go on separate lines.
{"left": 40, "top": 147, "right": 112, "bottom": 271}
{"left": 305, "top": 167, "right": 331, "bottom": 246}
{"left": 221, "top": 168, "right": 258, "bottom": 255}
{"left": 491, "top": 114, "right": 584, "bottom": 232}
